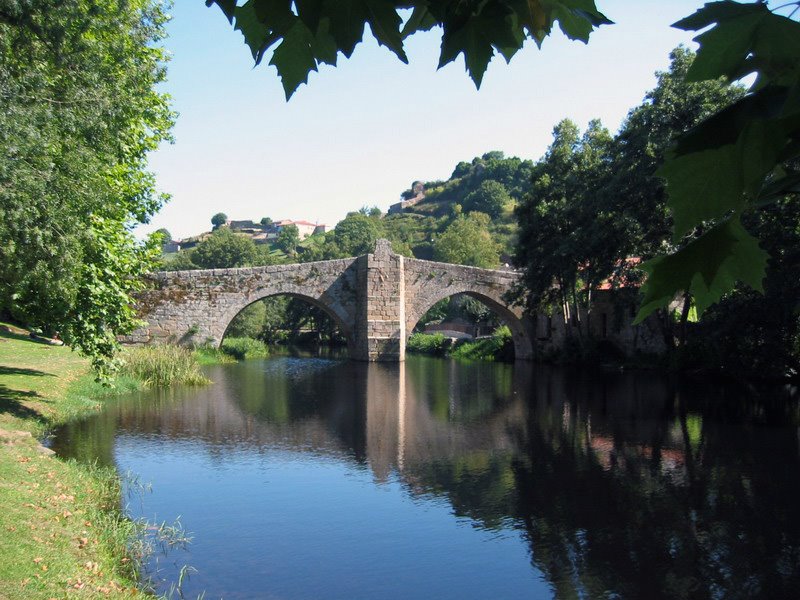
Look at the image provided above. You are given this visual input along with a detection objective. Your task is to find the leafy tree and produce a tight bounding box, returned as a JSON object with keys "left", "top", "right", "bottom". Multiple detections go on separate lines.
{"left": 227, "top": 301, "right": 267, "bottom": 338}
{"left": 434, "top": 212, "right": 499, "bottom": 268}
{"left": 514, "top": 118, "right": 613, "bottom": 337}
{"left": 206, "top": 0, "right": 610, "bottom": 98}
{"left": 211, "top": 212, "right": 228, "bottom": 229}
{"left": 333, "top": 212, "right": 383, "bottom": 256}
{"left": 0, "top": 0, "right": 174, "bottom": 375}
{"left": 191, "top": 228, "right": 258, "bottom": 269}
{"left": 276, "top": 224, "right": 300, "bottom": 255}
{"left": 634, "top": 3, "right": 800, "bottom": 322}
{"left": 155, "top": 228, "right": 173, "bottom": 243}
{"left": 464, "top": 180, "right": 512, "bottom": 218}
{"left": 260, "top": 217, "right": 273, "bottom": 227}
{"left": 162, "top": 249, "right": 199, "bottom": 271}
{"left": 514, "top": 49, "right": 746, "bottom": 342}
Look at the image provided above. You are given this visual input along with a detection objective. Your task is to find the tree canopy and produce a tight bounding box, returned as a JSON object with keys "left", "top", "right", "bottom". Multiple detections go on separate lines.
{"left": 0, "top": 0, "right": 174, "bottom": 375}
{"left": 433, "top": 212, "right": 500, "bottom": 268}
{"left": 212, "top": 212, "right": 229, "bottom": 229}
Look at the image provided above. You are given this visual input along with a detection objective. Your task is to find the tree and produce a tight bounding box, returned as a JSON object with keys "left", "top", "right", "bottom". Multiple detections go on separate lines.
{"left": 211, "top": 212, "right": 228, "bottom": 229}
{"left": 434, "top": 212, "right": 499, "bottom": 268}
{"left": 464, "top": 180, "right": 512, "bottom": 218}
{"left": 514, "top": 118, "right": 613, "bottom": 337}
{"left": 206, "top": 0, "right": 610, "bottom": 99}
{"left": 260, "top": 217, "right": 273, "bottom": 227}
{"left": 276, "top": 224, "right": 300, "bottom": 255}
{"left": 155, "top": 228, "right": 174, "bottom": 242}
{"left": 0, "top": 0, "right": 174, "bottom": 375}
{"left": 333, "top": 213, "right": 383, "bottom": 256}
{"left": 191, "top": 228, "right": 258, "bottom": 269}
{"left": 227, "top": 301, "right": 267, "bottom": 338}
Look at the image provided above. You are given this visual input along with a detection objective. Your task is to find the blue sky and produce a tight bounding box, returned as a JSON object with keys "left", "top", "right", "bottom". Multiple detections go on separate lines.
{"left": 143, "top": 0, "right": 704, "bottom": 240}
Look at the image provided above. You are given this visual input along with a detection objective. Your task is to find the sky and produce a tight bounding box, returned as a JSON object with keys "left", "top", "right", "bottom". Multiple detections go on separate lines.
{"left": 141, "top": 0, "right": 705, "bottom": 241}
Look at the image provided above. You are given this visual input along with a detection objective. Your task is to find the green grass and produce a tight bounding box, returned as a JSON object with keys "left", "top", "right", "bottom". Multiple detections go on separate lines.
{"left": 119, "top": 345, "right": 211, "bottom": 387}
{"left": 220, "top": 337, "right": 270, "bottom": 360}
{"left": 193, "top": 345, "right": 237, "bottom": 366}
{"left": 0, "top": 323, "right": 143, "bottom": 598}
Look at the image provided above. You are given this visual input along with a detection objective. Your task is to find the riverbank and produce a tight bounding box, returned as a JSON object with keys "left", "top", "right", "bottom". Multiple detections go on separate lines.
{"left": 407, "top": 327, "right": 514, "bottom": 362}
{"left": 1, "top": 324, "right": 149, "bottom": 598}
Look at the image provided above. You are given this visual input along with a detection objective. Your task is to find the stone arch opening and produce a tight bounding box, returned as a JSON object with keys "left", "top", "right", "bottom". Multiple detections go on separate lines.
{"left": 218, "top": 292, "right": 355, "bottom": 357}
{"left": 406, "top": 290, "right": 533, "bottom": 360}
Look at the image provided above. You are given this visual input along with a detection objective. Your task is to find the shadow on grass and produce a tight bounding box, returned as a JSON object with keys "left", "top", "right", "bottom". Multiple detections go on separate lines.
{"left": 0, "top": 327, "right": 32, "bottom": 342}
{"left": 0, "top": 365, "right": 54, "bottom": 377}
{"left": 0, "top": 385, "right": 46, "bottom": 420}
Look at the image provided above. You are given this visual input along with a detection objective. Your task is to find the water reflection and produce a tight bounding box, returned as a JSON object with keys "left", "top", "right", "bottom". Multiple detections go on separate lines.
{"left": 52, "top": 358, "right": 800, "bottom": 599}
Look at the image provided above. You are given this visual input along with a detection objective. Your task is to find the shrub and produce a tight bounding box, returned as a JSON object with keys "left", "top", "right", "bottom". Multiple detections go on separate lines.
{"left": 120, "top": 346, "right": 210, "bottom": 387}
{"left": 221, "top": 337, "right": 269, "bottom": 360}
{"left": 450, "top": 325, "right": 514, "bottom": 361}
{"left": 406, "top": 333, "right": 451, "bottom": 356}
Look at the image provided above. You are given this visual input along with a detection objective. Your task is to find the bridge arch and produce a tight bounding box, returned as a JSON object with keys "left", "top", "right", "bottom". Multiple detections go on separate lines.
{"left": 217, "top": 291, "right": 356, "bottom": 354}
{"left": 402, "top": 255, "right": 533, "bottom": 360}
{"left": 405, "top": 285, "right": 533, "bottom": 360}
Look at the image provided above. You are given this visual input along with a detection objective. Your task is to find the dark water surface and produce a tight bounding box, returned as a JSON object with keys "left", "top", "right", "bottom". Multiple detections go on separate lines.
{"left": 52, "top": 356, "right": 800, "bottom": 599}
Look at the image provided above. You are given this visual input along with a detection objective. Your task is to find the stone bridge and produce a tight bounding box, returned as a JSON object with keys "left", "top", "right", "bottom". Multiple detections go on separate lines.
{"left": 125, "top": 240, "right": 535, "bottom": 361}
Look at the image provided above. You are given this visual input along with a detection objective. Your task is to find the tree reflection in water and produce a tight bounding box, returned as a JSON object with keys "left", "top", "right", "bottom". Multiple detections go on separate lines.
{"left": 52, "top": 357, "right": 800, "bottom": 599}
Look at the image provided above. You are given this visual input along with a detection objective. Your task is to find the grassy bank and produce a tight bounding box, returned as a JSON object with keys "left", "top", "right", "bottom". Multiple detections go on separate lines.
{"left": 0, "top": 324, "right": 143, "bottom": 597}
{"left": 0, "top": 325, "right": 211, "bottom": 598}
{"left": 407, "top": 326, "right": 514, "bottom": 362}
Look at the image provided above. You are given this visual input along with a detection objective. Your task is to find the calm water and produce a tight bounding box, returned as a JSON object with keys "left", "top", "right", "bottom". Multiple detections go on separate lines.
{"left": 52, "top": 356, "right": 800, "bottom": 599}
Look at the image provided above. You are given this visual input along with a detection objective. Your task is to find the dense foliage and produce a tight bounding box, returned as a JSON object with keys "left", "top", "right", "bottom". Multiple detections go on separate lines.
{"left": 206, "top": 0, "right": 610, "bottom": 98}
{"left": 636, "top": 2, "right": 800, "bottom": 323}
{"left": 514, "top": 46, "right": 799, "bottom": 377}
{"left": 433, "top": 212, "right": 500, "bottom": 268}
{"left": 0, "top": 0, "right": 174, "bottom": 375}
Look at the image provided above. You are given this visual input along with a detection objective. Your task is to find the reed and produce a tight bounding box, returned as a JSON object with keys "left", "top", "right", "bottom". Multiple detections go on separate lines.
{"left": 120, "top": 345, "right": 210, "bottom": 387}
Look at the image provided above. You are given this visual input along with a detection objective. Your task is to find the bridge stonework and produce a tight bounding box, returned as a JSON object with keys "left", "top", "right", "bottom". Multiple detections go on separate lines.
{"left": 124, "top": 240, "right": 534, "bottom": 361}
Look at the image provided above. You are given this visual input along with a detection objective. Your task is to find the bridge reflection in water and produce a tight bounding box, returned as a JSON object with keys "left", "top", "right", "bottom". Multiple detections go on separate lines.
{"left": 52, "top": 357, "right": 800, "bottom": 599}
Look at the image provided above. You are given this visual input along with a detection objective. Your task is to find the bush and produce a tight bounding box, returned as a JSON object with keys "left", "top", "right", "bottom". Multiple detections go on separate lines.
{"left": 450, "top": 326, "right": 514, "bottom": 361}
{"left": 193, "top": 346, "right": 237, "bottom": 365}
{"left": 406, "top": 333, "right": 451, "bottom": 356}
{"left": 221, "top": 337, "right": 270, "bottom": 360}
{"left": 120, "top": 346, "right": 210, "bottom": 387}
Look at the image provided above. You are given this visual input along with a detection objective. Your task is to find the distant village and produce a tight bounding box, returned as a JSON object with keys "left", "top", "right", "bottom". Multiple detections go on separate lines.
{"left": 162, "top": 180, "right": 429, "bottom": 253}
{"left": 163, "top": 218, "right": 328, "bottom": 253}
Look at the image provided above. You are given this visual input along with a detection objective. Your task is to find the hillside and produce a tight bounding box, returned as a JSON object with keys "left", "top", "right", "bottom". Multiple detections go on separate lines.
{"left": 382, "top": 151, "right": 531, "bottom": 261}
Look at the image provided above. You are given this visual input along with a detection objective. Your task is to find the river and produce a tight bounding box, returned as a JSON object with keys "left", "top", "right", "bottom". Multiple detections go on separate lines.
{"left": 51, "top": 355, "right": 800, "bottom": 599}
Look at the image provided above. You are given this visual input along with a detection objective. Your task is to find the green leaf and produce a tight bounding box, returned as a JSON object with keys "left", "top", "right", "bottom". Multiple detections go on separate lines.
{"left": 234, "top": 1, "right": 279, "bottom": 63}
{"left": 363, "top": 0, "right": 407, "bottom": 62}
{"left": 295, "top": 0, "right": 324, "bottom": 32}
{"left": 634, "top": 217, "right": 768, "bottom": 323}
{"left": 672, "top": 1, "right": 764, "bottom": 32}
{"left": 323, "top": 0, "right": 368, "bottom": 58}
{"left": 402, "top": 6, "right": 438, "bottom": 38}
{"left": 659, "top": 94, "right": 791, "bottom": 240}
{"left": 269, "top": 19, "right": 318, "bottom": 99}
{"left": 439, "top": 19, "right": 495, "bottom": 87}
{"left": 554, "top": 0, "right": 613, "bottom": 43}
{"left": 206, "top": 0, "right": 238, "bottom": 23}
{"left": 686, "top": 12, "right": 765, "bottom": 82}
{"left": 312, "top": 17, "right": 339, "bottom": 66}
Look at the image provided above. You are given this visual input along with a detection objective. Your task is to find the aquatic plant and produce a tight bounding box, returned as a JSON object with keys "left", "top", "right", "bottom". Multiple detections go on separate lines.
{"left": 120, "top": 346, "right": 210, "bottom": 387}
